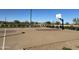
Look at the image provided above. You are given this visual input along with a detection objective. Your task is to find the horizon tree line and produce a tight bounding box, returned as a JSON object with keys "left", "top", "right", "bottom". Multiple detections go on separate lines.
{"left": 0, "top": 18, "right": 79, "bottom": 28}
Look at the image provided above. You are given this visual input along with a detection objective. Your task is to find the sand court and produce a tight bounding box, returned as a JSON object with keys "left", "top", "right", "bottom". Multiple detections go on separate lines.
{"left": 0, "top": 28, "right": 79, "bottom": 50}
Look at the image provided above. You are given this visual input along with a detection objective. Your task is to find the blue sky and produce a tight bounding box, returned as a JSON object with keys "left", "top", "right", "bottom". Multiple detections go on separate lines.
{"left": 0, "top": 9, "right": 79, "bottom": 24}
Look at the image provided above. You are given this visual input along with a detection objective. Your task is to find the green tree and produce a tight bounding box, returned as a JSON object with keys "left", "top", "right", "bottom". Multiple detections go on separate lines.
{"left": 14, "top": 20, "right": 20, "bottom": 27}
{"left": 45, "top": 21, "right": 51, "bottom": 24}
{"left": 65, "top": 22, "right": 70, "bottom": 25}
{"left": 14, "top": 20, "right": 20, "bottom": 24}
{"left": 55, "top": 21, "right": 61, "bottom": 25}
{"left": 73, "top": 18, "right": 79, "bottom": 24}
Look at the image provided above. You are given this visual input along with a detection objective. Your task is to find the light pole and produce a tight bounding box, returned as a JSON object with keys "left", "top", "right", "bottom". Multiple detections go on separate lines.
{"left": 29, "top": 9, "right": 32, "bottom": 28}
{"left": 2, "top": 17, "right": 7, "bottom": 50}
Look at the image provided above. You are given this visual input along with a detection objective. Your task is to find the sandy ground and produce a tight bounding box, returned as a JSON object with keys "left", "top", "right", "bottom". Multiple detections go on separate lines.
{"left": 0, "top": 27, "right": 79, "bottom": 50}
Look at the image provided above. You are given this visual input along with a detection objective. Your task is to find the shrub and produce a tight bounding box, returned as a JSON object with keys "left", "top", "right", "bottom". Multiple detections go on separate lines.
{"left": 21, "top": 32, "right": 25, "bottom": 34}
{"left": 62, "top": 47, "right": 72, "bottom": 50}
